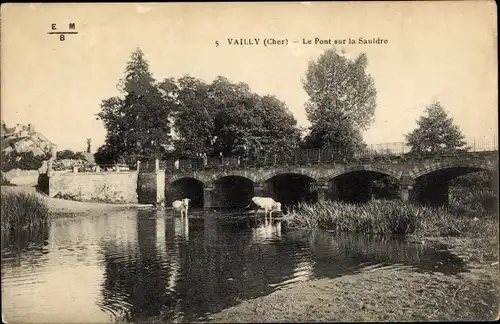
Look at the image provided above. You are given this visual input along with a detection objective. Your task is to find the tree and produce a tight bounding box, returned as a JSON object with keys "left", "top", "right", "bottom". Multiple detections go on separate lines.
{"left": 405, "top": 101, "right": 468, "bottom": 154}
{"left": 254, "top": 95, "right": 301, "bottom": 156}
{"left": 96, "top": 48, "right": 175, "bottom": 162}
{"left": 302, "top": 48, "right": 377, "bottom": 154}
{"left": 86, "top": 138, "right": 92, "bottom": 153}
{"left": 167, "top": 75, "right": 301, "bottom": 159}
{"left": 56, "top": 149, "right": 86, "bottom": 160}
{"left": 161, "top": 75, "right": 214, "bottom": 158}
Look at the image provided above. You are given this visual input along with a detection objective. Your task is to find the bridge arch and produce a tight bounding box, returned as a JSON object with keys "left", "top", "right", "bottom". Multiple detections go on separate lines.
{"left": 409, "top": 160, "right": 496, "bottom": 207}
{"left": 410, "top": 160, "right": 496, "bottom": 181}
{"left": 326, "top": 165, "right": 402, "bottom": 182}
{"left": 209, "top": 171, "right": 259, "bottom": 185}
{"left": 325, "top": 165, "right": 402, "bottom": 203}
{"left": 167, "top": 177, "right": 205, "bottom": 208}
{"left": 210, "top": 174, "right": 256, "bottom": 209}
{"left": 259, "top": 167, "right": 320, "bottom": 183}
{"left": 168, "top": 174, "right": 206, "bottom": 185}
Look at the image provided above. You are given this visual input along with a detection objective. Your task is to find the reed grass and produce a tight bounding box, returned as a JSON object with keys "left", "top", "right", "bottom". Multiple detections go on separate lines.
{"left": 1, "top": 191, "right": 50, "bottom": 231}
{"left": 284, "top": 199, "right": 497, "bottom": 237}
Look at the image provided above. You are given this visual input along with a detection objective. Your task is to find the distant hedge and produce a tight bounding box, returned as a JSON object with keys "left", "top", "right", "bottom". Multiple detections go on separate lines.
{"left": 1, "top": 151, "right": 48, "bottom": 172}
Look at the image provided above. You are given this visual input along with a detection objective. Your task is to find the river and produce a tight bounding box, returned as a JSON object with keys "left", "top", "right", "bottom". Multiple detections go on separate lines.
{"left": 1, "top": 209, "right": 468, "bottom": 323}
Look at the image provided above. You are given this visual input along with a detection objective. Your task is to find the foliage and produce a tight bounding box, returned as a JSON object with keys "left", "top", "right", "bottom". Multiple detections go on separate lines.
{"left": 1, "top": 191, "right": 50, "bottom": 231}
{"left": 161, "top": 75, "right": 301, "bottom": 159}
{"left": 56, "top": 149, "right": 86, "bottom": 160}
{"left": 96, "top": 48, "right": 301, "bottom": 162}
{"left": 405, "top": 101, "right": 468, "bottom": 153}
{"left": 96, "top": 48, "right": 175, "bottom": 162}
{"left": 301, "top": 48, "right": 377, "bottom": 153}
{"left": 449, "top": 171, "right": 498, "bottom": 216}
{"left": 372, "top": 175, "right": 400, "bottom": 199}
{"left": 94, "top": 144, "right": 117, "bottom": 165}
{"left": 1, "top": 151, "right": 47, "bottom": 172}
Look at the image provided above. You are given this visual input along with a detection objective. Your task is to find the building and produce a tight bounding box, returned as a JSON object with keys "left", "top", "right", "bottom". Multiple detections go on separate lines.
{"left": 1, "top": 121, "right": 56, "bottom": 157}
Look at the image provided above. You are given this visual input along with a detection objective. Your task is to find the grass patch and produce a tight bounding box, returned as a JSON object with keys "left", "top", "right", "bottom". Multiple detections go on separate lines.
{"left": 1, "top": 191, "right": 50, "bottom": 231}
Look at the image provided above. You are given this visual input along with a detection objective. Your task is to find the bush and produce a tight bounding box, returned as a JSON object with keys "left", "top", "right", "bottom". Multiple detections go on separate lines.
{"left": 1, "top": 191, "right": 50, "bottom": 231}
{"left": 1, "top": 151, "right": 47, "bottom": 172}
{"left": 56, "top": 149, "right": 86, "bottom": 160}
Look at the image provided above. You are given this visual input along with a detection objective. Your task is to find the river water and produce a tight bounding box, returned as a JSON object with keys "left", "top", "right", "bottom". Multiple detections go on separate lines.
{"left": 1, "top": 210, "right": 467, "bottom": 323}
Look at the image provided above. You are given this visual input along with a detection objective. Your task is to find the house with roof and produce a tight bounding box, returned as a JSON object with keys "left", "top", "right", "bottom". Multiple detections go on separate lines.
{"left": 1, "top": 121, "right": 56, "bottom": 157}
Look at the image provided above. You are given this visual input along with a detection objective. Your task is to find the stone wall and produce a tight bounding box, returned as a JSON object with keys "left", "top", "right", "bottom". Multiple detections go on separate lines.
{"left": 48, "top": 172, "right": 139, "bottom": 203}
{"left": 137, "top": 170, "right": 165, "bottom": 204}
{"left": 2, "top": 169, "right": 39, "bottom": 186}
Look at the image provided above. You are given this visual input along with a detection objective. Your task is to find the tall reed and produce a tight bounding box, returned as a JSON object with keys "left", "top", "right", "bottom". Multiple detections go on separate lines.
{"left": 1, "top": 191, "right": 50, "bottom": 231}
{"left": 283, "top": 199, "right": 490, "bottom": 237}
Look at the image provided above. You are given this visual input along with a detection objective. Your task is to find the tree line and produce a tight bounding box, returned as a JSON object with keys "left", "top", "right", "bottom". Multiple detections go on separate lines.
{"left": 0, "top": 46, "right": 469, "bottom": 172}
{"left": 93, "top": 47, "right": 468, "bottom": 165}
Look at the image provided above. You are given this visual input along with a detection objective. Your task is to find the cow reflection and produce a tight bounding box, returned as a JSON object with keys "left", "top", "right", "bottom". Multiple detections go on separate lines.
{"left": 173, "top": 216, "right": 189, "bottom": 241}
{"left": 251, "top": 219, "right": 282, "bottom": 242}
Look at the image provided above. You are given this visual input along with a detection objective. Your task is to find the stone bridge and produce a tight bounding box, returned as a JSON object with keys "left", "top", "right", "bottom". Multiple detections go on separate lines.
{"left": 154, "top": 151, "right": 497, "bottom": 208}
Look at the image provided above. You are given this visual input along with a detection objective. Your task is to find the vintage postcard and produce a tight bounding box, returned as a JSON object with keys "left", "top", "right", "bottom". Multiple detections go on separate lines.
{"left": 1, "top": 1, "right": 498, "bottom": 323}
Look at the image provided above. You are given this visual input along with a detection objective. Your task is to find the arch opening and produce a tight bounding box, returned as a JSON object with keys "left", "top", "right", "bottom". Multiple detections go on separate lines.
{"left": 213, "top": 176, "right": 255, "bottom": 209}
{"left": 330, "top": 171, "right": 400, "bottom": 204}
{"left": 413, "top": 166, "right": 491, "bottom": 207}
{"left": 167, "top": 178, "right": 204, "bottom": 208}
{"left": 266, "top": 173, "right": 317, "bottom": 210}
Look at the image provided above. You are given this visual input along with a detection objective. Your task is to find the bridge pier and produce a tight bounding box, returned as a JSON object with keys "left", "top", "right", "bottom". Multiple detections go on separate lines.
{"left": 317, "top": 185, "right": 330, "bottom": 201}
{"left": 203, "top": 185, "right": 214, "bottom": 209}
{"left": 253, "top": 184, "right": 265, "bottom": 197}
{"left": 399, "top": 177, "right": 415, "bottom": 203}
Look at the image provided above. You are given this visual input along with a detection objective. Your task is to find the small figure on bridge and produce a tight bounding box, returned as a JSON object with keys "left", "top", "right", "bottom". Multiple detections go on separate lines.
{"left": 174, "top": 159, "right": 180, "bottom": 170}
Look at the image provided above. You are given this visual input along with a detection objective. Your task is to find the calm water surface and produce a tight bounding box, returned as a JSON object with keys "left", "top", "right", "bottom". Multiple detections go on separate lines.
{"left": 1, "top": 210, "right": 467, "bottom": 323}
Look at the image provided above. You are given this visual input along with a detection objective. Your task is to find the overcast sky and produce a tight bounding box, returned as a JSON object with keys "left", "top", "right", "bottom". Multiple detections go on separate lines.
{"left": 1, "top": 2, "right": 497, "bottom": 152}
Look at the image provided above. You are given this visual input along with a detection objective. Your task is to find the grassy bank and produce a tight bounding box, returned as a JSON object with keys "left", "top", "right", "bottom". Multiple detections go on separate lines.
{"left": 1, "top": 191, "right": 50, "bottom": 231}
{"left": 284, "top": 199, "right": 499, "bottom": 264}
{"left": 284, "top": 199, "right": 497, "bottom": 236}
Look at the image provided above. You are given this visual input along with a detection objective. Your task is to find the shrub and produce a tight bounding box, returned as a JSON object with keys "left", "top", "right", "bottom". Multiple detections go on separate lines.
{"left": 1, "top": 191, "right": 50, "bottom": 231}
{"left": 1, "top": 151, "right": 47, "bottom": 172}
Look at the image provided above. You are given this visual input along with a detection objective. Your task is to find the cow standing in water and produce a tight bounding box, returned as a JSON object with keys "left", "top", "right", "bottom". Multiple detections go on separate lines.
{"left": 172, "top": 198, "right": 190, "bottom": 218}
{"left": 249, "top": 197, "right": 282, "bottom": 220}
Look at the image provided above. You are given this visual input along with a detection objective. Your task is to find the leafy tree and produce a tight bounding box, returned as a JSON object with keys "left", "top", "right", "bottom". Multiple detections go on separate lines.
{"left": 405, "top": 101, "right": 468, "bottom": 153}
{"left": 56, "top": 149, "right": 86, "bottom": 160}
{"left": 302, "top": 48, "right": 377, "bottom": 154}
{"left": 161, "top": 75, "right": 214, "bottom": 158}
{"left": 96, "top": 48, "right": 174, "bottom": 162}
{"left": 166, "top": 75, "right": 301, "bottom": 159}
{"left": 86, "top": 138, "right": 92, "bottom": 153}
{"left": 94, "top": 144, "right": 117, "bottom": 166}
{"left": 254, "top": 95, "right": 301, "bottom": 156}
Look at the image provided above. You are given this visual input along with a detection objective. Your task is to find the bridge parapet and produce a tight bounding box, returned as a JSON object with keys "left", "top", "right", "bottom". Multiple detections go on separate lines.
{"left": 164, "top": 150, "right": 497, "bottom": 187}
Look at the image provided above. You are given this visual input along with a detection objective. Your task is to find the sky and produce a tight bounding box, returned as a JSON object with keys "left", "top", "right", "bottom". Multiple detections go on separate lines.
{"left": 1, "top": 1, "right": 497, "bottom": 152}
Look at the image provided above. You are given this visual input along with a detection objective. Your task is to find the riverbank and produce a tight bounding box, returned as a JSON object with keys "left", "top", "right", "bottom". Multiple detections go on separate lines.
{"left": 1, "top": 185, "right": 154, "bottom": 218}
{"left": 207, "top": 232, "right": 499, "bottom": 322}
{"left": 207, "top": 200, "right": 499, "bottom": 322}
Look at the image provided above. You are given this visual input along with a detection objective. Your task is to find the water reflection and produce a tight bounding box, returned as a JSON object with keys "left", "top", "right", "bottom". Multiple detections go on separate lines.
{"left": 2, "top": 210, "right": 468, "bottom": 323}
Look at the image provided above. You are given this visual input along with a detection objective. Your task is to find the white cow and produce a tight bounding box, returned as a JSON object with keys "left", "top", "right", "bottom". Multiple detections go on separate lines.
{"left": 250, "top": 196, "right": 282, "bottom": 220}
{"left": 172, "top": 198, "right": 190, "bottom": 218}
